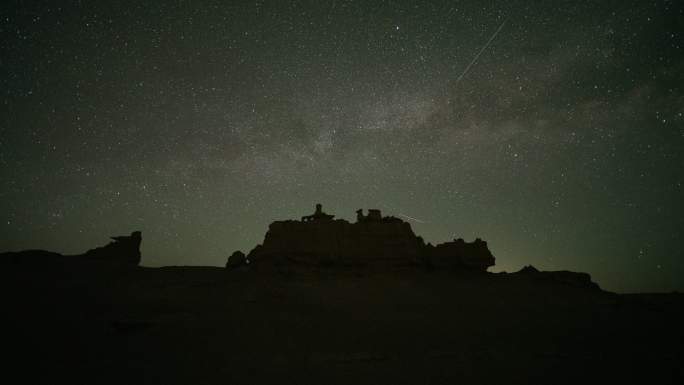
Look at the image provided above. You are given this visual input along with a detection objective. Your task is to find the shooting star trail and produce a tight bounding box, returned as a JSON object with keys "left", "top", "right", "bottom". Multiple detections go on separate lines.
{"left": 454, "top": 18, "right": 508, "bottom": 85}
{"left": 398, "top": 213, "right": 426, "bottom": 224}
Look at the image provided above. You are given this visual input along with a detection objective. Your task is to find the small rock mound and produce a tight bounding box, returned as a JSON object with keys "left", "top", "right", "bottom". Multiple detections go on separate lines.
{"left": 518, "top": 265, "right": 540, "bottom": 274}
{"left": 226, "top": 250, "right": 247, "bottom": 269}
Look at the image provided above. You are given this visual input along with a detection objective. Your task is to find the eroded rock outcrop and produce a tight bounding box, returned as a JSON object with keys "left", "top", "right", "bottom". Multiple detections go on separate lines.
{"left": 1, "top": 231, "right": 142, "bottom": 268}
{"left": 514, "top": 264, "right": 600, "bottom": 289}
{"left": 425, "top": 238, "right": 496, "bottom": 270}
{"left": 82, "top": 231, "right": 142, "bottom": 266}
{"left": 240, "top": 204, "right": 495, "bottom": 271}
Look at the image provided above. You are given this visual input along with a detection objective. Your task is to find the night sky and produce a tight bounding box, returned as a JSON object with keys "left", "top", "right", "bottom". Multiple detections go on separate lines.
{"left": 1, "top": 0, "right": 682, "bottom": 292}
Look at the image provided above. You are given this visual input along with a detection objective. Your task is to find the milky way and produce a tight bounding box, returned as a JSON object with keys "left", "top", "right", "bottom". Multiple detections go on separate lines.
{"left": 1, "top": 0, "right": 682, "bottom": 291}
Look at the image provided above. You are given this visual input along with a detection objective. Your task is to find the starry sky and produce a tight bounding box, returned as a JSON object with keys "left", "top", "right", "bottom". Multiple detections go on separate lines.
{"left": 1, "top": 0, "right": 683, "bottom": 292}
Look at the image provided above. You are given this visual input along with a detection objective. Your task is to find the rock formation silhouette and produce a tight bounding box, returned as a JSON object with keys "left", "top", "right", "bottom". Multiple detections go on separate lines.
{"left": 225, "top": 250, "right": 247, "bottom": 269}
{"left": 232, "top": 204, "right": 495, "bottom": 271}
{"left": 1, "top": 231, "right": 142, "bottom": 268}
{"left": 6, "top": 211, "right": 681, "bottom": 385}
{"left": 83, "top": 231, "right": 142, "bottom": 266}
{"left": 513, "top": 264, "right": 599, "bottom": 290}
{"left": 425, "top": 237, "right": 495, "bottom": 270}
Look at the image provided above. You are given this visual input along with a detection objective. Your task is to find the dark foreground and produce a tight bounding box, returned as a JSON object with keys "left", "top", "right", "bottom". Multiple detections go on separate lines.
{"left": 4, "top": 266, "right": 683, "bottom": 385}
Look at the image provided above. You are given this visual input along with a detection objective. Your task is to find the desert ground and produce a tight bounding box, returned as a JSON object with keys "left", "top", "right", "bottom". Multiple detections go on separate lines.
{"left": 4, "top": 264, "right": 683, "bottom": 384}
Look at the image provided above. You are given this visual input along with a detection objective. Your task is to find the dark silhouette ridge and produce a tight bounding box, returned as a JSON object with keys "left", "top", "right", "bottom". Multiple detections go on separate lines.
{"left": 3, "top": 213, "right": 684, "bottom": 384}
{"left": 230, "top": 204, "right": 496, "bottom": 271}
{"left": 1, "top": 231, "right": 142, "bottom": 268}
{"left": 512, "top": 264, "right": 600, "bottom": 290}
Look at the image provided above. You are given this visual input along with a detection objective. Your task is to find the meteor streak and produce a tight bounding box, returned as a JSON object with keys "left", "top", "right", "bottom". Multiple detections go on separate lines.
{"left": 454, "top": 18, "right": 508, "bottom": 85}
{"left": 398, "top": 213, "right": 426, "bottom": 224}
